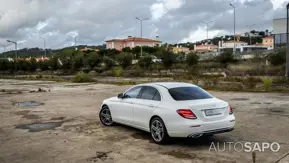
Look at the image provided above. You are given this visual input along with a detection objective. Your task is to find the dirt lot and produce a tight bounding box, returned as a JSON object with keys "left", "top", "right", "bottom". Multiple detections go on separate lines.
{"left": 0, "top": 79, "right": 288, "bottom": 163}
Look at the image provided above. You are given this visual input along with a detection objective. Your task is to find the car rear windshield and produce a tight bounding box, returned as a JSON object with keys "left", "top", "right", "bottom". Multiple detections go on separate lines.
{"left": 168, "top": 87, "right": 213, "bottom": 101}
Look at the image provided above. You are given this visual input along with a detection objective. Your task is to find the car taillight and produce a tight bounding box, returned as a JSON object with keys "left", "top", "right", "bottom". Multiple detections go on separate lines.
{"left": 229, "top": 106, "right": 233, "bottom": 115}
{"left": 177, "top": 109, "right": 197, "bottom": 119}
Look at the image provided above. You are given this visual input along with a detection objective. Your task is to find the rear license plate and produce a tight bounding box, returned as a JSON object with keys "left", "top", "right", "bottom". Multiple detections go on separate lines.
{"left": 205, "top": 109, "right": 222, "bottom": 116}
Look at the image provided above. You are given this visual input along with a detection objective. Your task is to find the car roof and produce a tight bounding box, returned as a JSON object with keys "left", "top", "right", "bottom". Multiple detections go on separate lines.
{"left": 142, "top": 82, "right": 198, "bottom": 89}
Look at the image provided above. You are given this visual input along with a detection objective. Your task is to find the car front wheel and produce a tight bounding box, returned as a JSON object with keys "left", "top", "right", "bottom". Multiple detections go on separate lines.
{"left": 99, "top": 105, "right": 114, "bottom": 126}
{"left": 150, "top": 117, "right": 169, "bottom": 144}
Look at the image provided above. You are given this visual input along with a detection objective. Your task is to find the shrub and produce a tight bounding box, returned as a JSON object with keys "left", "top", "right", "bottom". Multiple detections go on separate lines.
{"left": 217, "top": 51, "right": 236, "bottom": 68}
{"left": 0, "top": 59, "right": 12, "bottom": 71}
{"left": 116, "top": 52, "right": 133, "bottom": 69}
{"left": 186, "top": 53, "right": 199, "bottom": 66}
{"left": 83, "top": 52, "right": 101, "bottom": 69}
{"left": 112, "top": 67, "right": 123, "bottom": 77}
{"left": 49, "top": 57, "right": 60, "bottom": 70}
{"left": 72, "top": 72, "right": 93, "bottom": 83}
{"left": 138, "top": 55, "right": 153, "bottom": 69}
{"left": 38, "top": 60, "right": 49, "bottom": 71}
{"left": 103, "top": 56, "right": 116, "bottom": 69}
{"left": 263, "top": 77, "right": 272, "bottom": 91}
{"left": 269, "top": 49, "right": 286, "bottom": 66}
{"left": 160, "top": 50, "right": 175, "bottom": 70}
{"left": 29, "top": 58, "right": 37, "bottom": 72}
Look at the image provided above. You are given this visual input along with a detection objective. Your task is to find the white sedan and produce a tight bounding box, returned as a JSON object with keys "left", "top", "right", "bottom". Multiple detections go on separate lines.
{"left": 99, "top": 82, "right": 235, "bottom": 144}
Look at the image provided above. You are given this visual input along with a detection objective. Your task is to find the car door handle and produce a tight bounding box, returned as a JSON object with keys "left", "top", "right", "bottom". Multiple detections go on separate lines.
{"left": 128, "top": 102, "right": 134, "bottom": 104}
{"left": 148, "top": 104, "right": 155, "bottom": 108}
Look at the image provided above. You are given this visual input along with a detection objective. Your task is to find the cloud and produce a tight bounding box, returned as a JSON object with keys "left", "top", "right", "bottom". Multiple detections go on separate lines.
{"left": 0, "top": 0, "right": 287, "bottom": 51}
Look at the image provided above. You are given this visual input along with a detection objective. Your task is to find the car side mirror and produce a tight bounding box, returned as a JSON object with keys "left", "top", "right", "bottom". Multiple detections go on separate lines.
{"left": 118, "top": 93, "right": 124, "bottom": 99}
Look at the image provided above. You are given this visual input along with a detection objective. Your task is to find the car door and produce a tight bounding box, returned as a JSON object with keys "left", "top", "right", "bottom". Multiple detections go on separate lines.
{"left": 133, "top": 86, "right": 161, "bottom": 130}
{"left": 113, "top": 86, "right": 142, "bottom": 124}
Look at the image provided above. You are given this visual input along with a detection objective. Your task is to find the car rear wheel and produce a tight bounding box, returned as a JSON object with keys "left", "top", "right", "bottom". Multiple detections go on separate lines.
{"left": 99, "top": 105, "right": 114, "bottom": 126}
{"left": 150, "top": 117, "right": 169, "bottom": 144}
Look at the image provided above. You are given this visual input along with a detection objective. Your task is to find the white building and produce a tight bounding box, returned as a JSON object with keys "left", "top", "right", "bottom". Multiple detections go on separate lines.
{"left": 273, "top": 18, "right": 288, "bottom": 49}
{"left": 218, "top": 40, "right": 269, "bottom": 53}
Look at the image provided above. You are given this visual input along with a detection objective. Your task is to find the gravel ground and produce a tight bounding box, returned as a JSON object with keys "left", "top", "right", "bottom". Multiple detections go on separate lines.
{"left": 0, "top": 79, "right": 288, "bottom": 163}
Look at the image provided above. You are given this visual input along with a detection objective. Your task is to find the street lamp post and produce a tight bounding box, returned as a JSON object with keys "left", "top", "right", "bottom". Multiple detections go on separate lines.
{"left": 136, "top": 17, "right": 149, "bottom": 57}
{"left": 246, "top": 24, "right": 255, "bottom": 45}
{"left": 40, "top": 37, "right": 46, "bottom": 57}
{"left": 286, "top": 3, "right": 289, "bottom": 80}
{"left": 230, "top": 3, "right": 236, "bottom": 53}
{"left": 202, "top": 21, "right": 214, "bottom": 41}
{"left": 7, "top": 40, "right": 17, "bottom": 77}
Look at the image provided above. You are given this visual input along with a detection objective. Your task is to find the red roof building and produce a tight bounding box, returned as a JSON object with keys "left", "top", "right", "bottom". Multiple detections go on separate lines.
{"left": 105, "top": 36, "right": 161, "bottom": 51}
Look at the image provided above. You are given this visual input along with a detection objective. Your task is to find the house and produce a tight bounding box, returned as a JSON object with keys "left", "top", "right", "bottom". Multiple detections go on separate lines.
{"left": 218, "top": 34, "right": 270, "bottom": 53}
{"left": 105, "top": 36, "right": 161, "bottom": 51}
{"left": 219, "top": 40, "right": 269, "bottom": 53}
{"left": 25, "top": 57, "right": 49, "bottom": 62}
{"left": 220, "top": 40, "right": 248, "bottom": 48}
{"left": 172, "top": 46, "right": 191, "bottom": 54}
{"left": 80, "top": 47, "right": 99, "bottom": 52}
{"left": 262, "top": 36, "right": 274, "bottom": 49}
{"left": 194, "top": 44, "right": 218, "bottom": 53}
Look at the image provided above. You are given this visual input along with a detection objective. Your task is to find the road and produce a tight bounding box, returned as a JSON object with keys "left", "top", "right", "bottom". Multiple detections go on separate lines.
{"left": 0, "top": 79, "right": 288, "bottom": 163}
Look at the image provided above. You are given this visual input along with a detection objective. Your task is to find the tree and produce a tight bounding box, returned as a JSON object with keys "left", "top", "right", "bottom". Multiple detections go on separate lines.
{"left": 73, "top": 52, "right": 84, "bottom": 70}
{"left": 186, "top": 53, "right": 199, "bottom": 66}
{"left": 29, "top": 58, "right": 37, "bottom": 72}
{"left": 61, "top": 57, "right": 72, "bottom": 70}
{"left": 83, "top": 52, "right": 101, "bottom": 69}
{"left": 49, "top": 57, "right": 60, "bottom": 70}
{"left": 269, "top": 48, "right": 286, "bottom": 66}
{"left": 138, "top": 55, "right": 153, "bottom": 69}
{"left": 38, "top": 60, "right": 49, "bottom": 71}
{"left": 18, "top": 60, "right": 30, "bottom": 71}
{"left": 122, "top": 47, "right": 132, "bottom": 53}
{"left": 160, "top": 50, "right": 175, "bottom": 70}
{"left": 116, "top": 52, "right": 133, "bottom": 69}
{"left": 103, "top": 56, "right": 116, "bottom": 69}
{"left": 0, "top": 59, "right": 11, "bottom": 71}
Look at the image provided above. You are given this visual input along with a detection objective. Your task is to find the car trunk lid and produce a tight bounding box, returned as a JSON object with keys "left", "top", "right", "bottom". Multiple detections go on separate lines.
{"left": 179, "top": 98, "right": 229, "bottom": 121}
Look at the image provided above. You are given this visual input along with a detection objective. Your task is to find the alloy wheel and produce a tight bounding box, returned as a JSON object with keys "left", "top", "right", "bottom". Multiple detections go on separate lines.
{"left": 151, "top": 119, "right": 164, "bottom": 142}
{"left": 100, "top": 106, "right": 113, "bottom": 126}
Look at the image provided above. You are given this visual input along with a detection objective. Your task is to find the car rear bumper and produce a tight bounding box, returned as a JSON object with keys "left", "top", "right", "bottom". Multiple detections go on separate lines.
{"left": 167, "top": 116, "right": 235, "bottom": 138}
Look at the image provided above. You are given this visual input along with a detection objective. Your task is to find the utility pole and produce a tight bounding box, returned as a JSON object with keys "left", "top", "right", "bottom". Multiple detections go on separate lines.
{"left": 7, "top": 40, "right": 17, "bottom": 77}
{"left": 246, "top": 24, "right": 255, "bottom": 45}
{"left": 286, "top": 3, "right": 289, "bottom": 80}
{"left": 40, "top": 37, "right": 46, "bottom": 57}
{"left": 230, "top": 3, "right": 236, "bottom": 53}
{"left": 202, "top": 21, "right": 214, "bottom": 41}
{"left": 136, "top": 17, "right": 149, "bottom": 57}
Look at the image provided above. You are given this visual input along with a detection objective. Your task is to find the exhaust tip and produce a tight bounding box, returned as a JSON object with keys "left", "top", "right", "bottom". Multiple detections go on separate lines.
{"left": 188, "top": 133, "right": 203, "bottom": 138}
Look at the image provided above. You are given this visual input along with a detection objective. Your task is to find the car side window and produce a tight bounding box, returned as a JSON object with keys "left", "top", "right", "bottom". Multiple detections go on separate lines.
{"left": 139, "top": 86, "right": 161, "bottom": 101}
{"left": 123, "top": 87, "right": 142, "bottom": 99}
{"left": 153, "top": 91, "right": 161, "bottom": 101}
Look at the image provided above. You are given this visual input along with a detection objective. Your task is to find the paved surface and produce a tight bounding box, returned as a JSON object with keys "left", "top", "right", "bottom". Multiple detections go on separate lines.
{"left": 0, "top": 79, "right": 288, "bottom": 163}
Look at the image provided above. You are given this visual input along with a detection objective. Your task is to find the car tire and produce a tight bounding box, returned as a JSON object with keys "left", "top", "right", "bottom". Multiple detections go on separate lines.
{"left": 150, "top": 117, "right": 169, "bottom": 144}
{"left": 99, "top": 105, "right": 114, "bottom": 126}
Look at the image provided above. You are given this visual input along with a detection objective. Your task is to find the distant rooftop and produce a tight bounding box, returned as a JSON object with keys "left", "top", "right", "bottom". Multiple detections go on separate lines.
{"left": 106, "top": 37, "right": 161, "bottom": 43}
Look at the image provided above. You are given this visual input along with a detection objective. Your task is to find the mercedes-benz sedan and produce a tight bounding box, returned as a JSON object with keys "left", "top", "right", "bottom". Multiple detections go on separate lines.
{"left": 99, "top": 82, "right": 235, "bottom": 144}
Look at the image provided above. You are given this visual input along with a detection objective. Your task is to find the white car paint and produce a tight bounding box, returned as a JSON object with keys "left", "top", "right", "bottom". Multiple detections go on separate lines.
{"left": 100, "top": 82, "right": 235, "bottom": 138}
